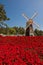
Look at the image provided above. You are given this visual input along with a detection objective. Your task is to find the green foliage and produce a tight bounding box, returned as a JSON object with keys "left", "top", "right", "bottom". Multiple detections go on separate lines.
{"left": 0, "top": 27, "right": 25, "bottom": 35}
{"left": 34, "top": 29, "right": 43, "bottom": 36}
{"left": 9, "top": 28, "right": 16, "bottom": 35}
{"left": 0, "top": 4, "right": 10, "bottom": 21}
{"left": 18, "top": 27, "right": 25, "bottom": 34}
{"left": 13, "top": 26, "right": 25, "bottom": 35}
{"left": 0, "top": 4, "right": 10, "bottom": 35}
{"left": 13, "top": 26, "right": 18, "bottom": 34}
{"left": 0, "top": 27, "right": 43, "bottom": 36}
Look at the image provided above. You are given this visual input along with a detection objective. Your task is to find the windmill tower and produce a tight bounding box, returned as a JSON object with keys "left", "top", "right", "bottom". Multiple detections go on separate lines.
{"left": 22, "top": 12, "right": 39, "bottom": 36}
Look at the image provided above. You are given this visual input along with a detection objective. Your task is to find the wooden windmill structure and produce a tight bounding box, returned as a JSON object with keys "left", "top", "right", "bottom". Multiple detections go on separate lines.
{"left": 22, "top": 12, "right": 39, "bottom": 36}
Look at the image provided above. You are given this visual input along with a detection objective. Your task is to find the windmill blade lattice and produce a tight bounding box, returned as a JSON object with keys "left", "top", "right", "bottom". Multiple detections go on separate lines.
{"left": 22, "top": 13, "right": 29, "bottom": 21}
{"left": 31, "top": 12, "right": 38, "bottom": 19}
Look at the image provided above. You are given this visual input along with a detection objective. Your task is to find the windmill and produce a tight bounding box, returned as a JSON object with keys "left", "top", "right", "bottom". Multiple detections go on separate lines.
{"left": 22, "top": 12, "right": 39, "bottom": 36}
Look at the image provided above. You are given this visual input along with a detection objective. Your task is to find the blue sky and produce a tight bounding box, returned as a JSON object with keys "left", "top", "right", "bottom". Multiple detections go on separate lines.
{"left": 0, "top": 0, "right": 43, "bottom": 30}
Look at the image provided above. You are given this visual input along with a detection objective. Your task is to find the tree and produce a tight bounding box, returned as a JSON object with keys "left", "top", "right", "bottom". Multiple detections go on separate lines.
{"left": 0, "top": 4, "right": 10, "bottom": 34}
{"left": 18, "top": 27, "right": 25, "bottom": 34}
{"left": 0, "top": 4, "right": 10, "bottom": 28}
{"left": 9, "top": 28, "right": 16, "bottom": 35}
{"left": 13, "top": 26, "right": 19, "bottom": 34}
{"left": 13, "top": 26, "right": 25, "bottom": 35}
{"left": 0, "top": 4, "right": 10, "bottom": 21}
{"left": 34, "top": 29, "right": 43, "bottom": 36}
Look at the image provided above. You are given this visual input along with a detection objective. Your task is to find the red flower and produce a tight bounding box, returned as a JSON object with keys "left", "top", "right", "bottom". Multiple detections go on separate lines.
{"left": 0, "top": 35, "right": 43, "bottom": 65}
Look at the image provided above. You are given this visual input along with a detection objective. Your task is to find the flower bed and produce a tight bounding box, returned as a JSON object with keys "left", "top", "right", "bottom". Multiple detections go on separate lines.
{"left": 0, "top": 35, "right": 43, "bottom": 65}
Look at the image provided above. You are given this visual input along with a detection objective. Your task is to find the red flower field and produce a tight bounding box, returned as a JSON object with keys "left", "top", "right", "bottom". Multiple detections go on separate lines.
{"left": 0, "top": 35, "right": 43, "bottom": 65}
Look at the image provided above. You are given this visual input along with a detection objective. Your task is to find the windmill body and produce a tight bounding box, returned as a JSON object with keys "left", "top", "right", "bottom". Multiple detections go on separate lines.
{"left": 22, "top": 12, "right": 39, "bottom": 36}
{"left": 26, "top": 19, "right": 34, "bottom": 36}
